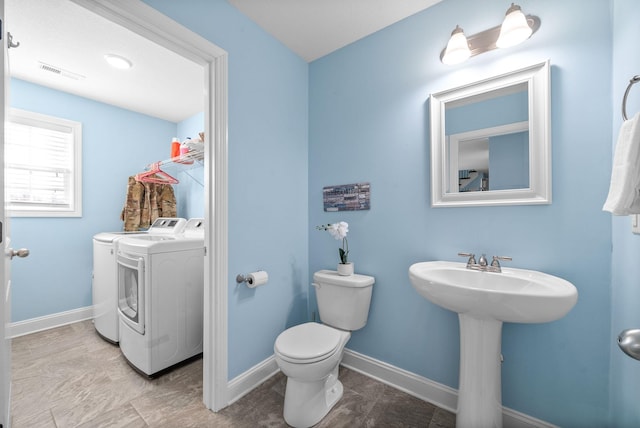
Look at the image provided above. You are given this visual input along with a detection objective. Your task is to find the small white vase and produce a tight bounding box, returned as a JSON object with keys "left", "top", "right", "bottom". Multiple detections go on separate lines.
{"left": 337, "top": 262, "right": 354, "bottom": 276}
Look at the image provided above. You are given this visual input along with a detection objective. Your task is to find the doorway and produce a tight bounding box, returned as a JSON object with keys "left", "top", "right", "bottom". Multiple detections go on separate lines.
{"left": 5, "top": 0, "right": 229, "bottom": 413}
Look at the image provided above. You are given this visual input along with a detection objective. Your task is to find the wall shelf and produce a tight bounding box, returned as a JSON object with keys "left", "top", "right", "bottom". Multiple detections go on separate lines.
{"left": 158, "top": 146, "right": 204, "bottom": 170}
{"left": 142, "top": 146, "right": 204, "bottom": 186}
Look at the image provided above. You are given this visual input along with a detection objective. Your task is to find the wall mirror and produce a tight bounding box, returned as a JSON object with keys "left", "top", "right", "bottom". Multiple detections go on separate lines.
{"left": 430, "top": 60, "right": 551, "bottom": 207}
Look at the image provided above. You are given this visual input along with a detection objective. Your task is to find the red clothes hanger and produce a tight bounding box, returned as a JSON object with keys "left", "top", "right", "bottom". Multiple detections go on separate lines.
{"left": 135, "top": 162, "right": 179, "bottom": 184}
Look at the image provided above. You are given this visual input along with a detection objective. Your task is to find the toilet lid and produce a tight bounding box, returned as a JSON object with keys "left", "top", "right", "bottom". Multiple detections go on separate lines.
{"left": 275, "top": 322, "right": 342, "bottom": 363}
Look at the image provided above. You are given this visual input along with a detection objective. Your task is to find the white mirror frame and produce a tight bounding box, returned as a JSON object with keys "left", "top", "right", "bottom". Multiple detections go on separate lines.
{"left": 430, "top": 60, "right": 551, "bottom": 207}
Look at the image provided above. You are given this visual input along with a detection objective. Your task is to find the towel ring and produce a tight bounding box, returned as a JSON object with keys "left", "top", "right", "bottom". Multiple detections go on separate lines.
{"left": 622, "top": 75, "right": 640, "bottom": 121}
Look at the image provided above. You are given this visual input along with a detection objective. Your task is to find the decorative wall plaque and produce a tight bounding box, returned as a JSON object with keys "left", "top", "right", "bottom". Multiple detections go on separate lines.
{"left": 323, "top": 182, "right": 370, "bottom": 212}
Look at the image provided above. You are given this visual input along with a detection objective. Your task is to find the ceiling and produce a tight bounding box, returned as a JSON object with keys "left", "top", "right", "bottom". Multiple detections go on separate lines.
{"left": 6, "top": 0, "right": 442, "bottom": 122}
{"left": 7, "top": 0, "right": 203, "bottom": 123}
{"left": 228, "top": 0, "right": 443, "bottom": 62}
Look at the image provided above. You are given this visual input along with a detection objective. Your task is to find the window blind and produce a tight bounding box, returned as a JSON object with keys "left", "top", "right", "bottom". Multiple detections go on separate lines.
{"left": 5, "top": 109, "right": 82, "bottom": 216}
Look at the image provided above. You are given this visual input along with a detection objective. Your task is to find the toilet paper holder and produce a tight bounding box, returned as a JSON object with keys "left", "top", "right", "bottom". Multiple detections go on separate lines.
{"left": 236, "top": 274, "right": 250, "bottom": 284}
{"left": 235, "top": 270, "right": 268, "bottom": 288}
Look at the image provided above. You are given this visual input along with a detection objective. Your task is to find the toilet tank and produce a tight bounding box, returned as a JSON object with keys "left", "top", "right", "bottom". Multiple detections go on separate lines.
{"left": 313, "top": 270, "right": 375, "bottom": 331}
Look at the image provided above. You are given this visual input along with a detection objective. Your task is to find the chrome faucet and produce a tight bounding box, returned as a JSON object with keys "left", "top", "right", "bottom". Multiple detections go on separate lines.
{"left": 458, "top": 252, "right": 512, "bottom": 273}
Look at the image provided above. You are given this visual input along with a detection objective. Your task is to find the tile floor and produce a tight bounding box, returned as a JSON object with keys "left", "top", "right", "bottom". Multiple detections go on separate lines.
{"left": 11, "top": 320, "right": 455, "bottom": 427}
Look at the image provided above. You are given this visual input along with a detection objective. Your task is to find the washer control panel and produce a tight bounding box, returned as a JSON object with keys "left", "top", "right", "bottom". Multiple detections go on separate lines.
{"left": 148, "top": 217, "right": 187, "bottom": 234}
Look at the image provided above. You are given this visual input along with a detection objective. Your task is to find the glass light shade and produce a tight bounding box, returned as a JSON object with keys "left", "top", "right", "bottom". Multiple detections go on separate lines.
{"left": 104, "top": 54, "right": 133, "bottom": 70}
{"left": 496, "top": 4, "right": 532, "bottom": 48}
{"left": 442, "top": 26, "right": 471, "bottom": 65}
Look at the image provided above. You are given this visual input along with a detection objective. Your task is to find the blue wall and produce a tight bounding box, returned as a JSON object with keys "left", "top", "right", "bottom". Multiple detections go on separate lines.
{"left": 309, "top": 0, "right": 612, "bottom": 426}
{"left": 610, "top": 0, "right": 640, "bottom": 426}
{"left": 9, "top": 78, "right": 177, "bottom": 321}
{"left": 176, "top": 112, "right": 205, "bottom": 219}
{"left": 489, "top": 132, "right": 529, "bottom": 190}
{"left": 446, "top": 90, "right": 528, "bottom": 134}
{"left": 142, "top": 0, "right": 310, "bottom": 380}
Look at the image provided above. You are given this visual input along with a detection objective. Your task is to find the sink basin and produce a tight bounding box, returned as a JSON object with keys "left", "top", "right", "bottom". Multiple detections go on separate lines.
{"left": 409, "top": 261, "right": 577, "bottom": 323}
{"left": 408, "top": 260, "right": 578, "bottom": 427}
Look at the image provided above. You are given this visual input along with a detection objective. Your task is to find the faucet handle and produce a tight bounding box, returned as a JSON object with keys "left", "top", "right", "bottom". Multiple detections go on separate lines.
{"left": 491, "top": 255, "right": 512, "bottom": 267}
{"left": 458, "top": 252, "right": 476, "bottom": 265}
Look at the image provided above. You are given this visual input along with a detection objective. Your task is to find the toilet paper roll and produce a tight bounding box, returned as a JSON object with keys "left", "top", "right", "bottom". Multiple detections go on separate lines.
{"left": 247, "top": 271, "right": 268, "bottom": 288}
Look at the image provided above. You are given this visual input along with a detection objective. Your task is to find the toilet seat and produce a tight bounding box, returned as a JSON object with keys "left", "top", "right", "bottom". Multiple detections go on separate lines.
{"left": 275, "top": 322, "right": 342, "bottom": 364}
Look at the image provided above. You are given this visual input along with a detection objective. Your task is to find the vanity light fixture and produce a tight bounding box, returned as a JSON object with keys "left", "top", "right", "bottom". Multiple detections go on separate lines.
{"left": 440, "top": 3, "right": 540, "bottom": 65}
{"left": 496, "top": 3, "right": 533, "bottom": 48}
{"left": 104, "top": 54, "right": 133, "bottom": 70}
{"left": 441, "top": 25, "right": 471, "bottom": 65}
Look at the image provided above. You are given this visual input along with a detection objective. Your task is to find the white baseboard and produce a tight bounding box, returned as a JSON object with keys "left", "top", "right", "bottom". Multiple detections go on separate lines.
{"left": 341, "top": 348, "right": 558, "bottom": 428}
{"left": 226, "top": 355, "right": 280, "bottom": 406}
{"left": 8, "top": 306, "right": 94, "bottom": 338}
{"left": 341, "top": 348, "right": 457, "bottom": 413}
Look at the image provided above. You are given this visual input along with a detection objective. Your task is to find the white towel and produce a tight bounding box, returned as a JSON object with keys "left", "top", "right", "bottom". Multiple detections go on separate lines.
{"left": 603, "top": 112, "right": 640, "bottom": 215}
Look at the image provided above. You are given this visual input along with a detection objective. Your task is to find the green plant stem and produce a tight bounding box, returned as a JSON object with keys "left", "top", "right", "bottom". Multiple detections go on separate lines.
{"left": 341, "top": 237, "right": 349, "bottom": 263}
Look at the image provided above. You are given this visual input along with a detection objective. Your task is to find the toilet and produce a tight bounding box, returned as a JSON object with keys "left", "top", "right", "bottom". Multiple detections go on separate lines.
{"left": 274, "top": 269, "right": 375, "bottom": 428}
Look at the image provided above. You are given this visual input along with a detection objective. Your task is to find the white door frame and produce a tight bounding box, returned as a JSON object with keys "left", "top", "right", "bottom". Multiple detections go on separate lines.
{"left": 1, "top": 0, "right": 11, "bottom": 424}
{"left": 69, "top": 0, "right": 229, "bottom": 411}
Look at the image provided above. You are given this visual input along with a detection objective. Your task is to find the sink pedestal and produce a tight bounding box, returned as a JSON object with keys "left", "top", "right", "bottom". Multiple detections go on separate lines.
{"left": 457, "top": 313, "right": 503, "bottom": 428}
{"left": 408, "top": 261, "right": 578, "bottom": 428}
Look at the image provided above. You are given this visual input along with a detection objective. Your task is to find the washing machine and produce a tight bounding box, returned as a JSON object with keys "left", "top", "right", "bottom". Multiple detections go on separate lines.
{"left": 92, "top": 217, "right": 187, "bottom": 343}
{"left": 117, "top": 218, "right": 205, "bottom": 376}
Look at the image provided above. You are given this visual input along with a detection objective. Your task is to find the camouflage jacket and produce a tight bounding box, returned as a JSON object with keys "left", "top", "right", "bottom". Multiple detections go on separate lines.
{"left": 120, "top": 176, "right": 177, "bottom": 231}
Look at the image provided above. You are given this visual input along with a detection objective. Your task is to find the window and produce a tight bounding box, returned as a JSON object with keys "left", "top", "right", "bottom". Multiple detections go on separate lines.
{"left": 5, "top": 109, "right": 82, "bottom": 217}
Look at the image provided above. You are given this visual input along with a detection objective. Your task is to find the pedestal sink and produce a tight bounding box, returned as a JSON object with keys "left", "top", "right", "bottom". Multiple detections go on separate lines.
{"left": 408, "top": 261, "right": 578, "bottom": 428}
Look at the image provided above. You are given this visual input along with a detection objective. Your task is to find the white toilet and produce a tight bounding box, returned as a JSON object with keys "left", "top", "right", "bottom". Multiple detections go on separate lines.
{"left": 274, "top": 269, "right": 375, "bottom": 428}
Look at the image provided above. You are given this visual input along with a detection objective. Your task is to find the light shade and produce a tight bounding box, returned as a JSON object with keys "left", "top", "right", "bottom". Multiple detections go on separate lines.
{"left": 496, "top": 3, "right": 533, "bottom": 48}
{"left": 442, "top": 25, "right": 471, "bottom": 65}
{"left": 104, "top": 54, "right": 133, "bottom": 70}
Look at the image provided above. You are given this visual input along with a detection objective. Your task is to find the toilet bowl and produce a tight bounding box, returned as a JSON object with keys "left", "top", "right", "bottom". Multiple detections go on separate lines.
{"left": 275, "top": 322, "right": 351, "bottom": 427}
{"left": 274, "top": 270, "right": 375, "bottom": 428}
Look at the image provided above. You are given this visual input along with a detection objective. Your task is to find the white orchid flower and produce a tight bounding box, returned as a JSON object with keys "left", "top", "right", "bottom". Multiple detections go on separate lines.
{"left": 335, "top": 221, "right": 349, "bottom": 239}
{"left": 326, "top": 223, "right": 339, "bottom": 240}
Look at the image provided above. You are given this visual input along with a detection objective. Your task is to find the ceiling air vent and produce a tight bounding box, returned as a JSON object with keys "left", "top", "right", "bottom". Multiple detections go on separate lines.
{"left": 38, "top": 62, "right": 85, "bottom": 80}
{"left": 40, "top": 63, "right": 61, "bottom": 75}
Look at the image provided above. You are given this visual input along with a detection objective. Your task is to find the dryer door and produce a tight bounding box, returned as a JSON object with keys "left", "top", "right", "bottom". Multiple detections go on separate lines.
{"left": 117, "top": 252, "right": 145, "bottom": 334}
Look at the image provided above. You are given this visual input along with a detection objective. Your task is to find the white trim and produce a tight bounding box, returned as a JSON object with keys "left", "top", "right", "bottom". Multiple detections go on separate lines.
{"left": 206, "top": 53, "right": 230, "bottom": 411}
{"left": 342, "top": 348, "right": 558, "bottom": 428}
{"left": 8, "top": 306, "right": 93, "bottom": 338}
{"left": 341, "top": 348, "right": 457, "bottom": 413}
{"left": 227, "top": 356, "right": 280, "bottom": 405}
{"left": 6, "top": 108, "right": 83, "bottom": 217}
{"left": 502, "top": 408, "right": 559, "bottom": 428}
{"left": 69, "top": 0, "right": 229, "bottom": 411}
{"left": 430, "top": 60, "right": 551, "bottom": 207}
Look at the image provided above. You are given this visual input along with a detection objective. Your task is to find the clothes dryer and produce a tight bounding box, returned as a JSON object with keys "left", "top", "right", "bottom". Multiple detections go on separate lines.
{"left": 92, "top": 218, "right": 186, "bottom": 343}
{"left": 117, "top": 218, "right": 204, "bottom": 376}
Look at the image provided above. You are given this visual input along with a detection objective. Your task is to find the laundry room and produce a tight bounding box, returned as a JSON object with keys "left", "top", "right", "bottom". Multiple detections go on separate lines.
{"left": 6, "top": 0, "right": 206, "bottom": 351}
